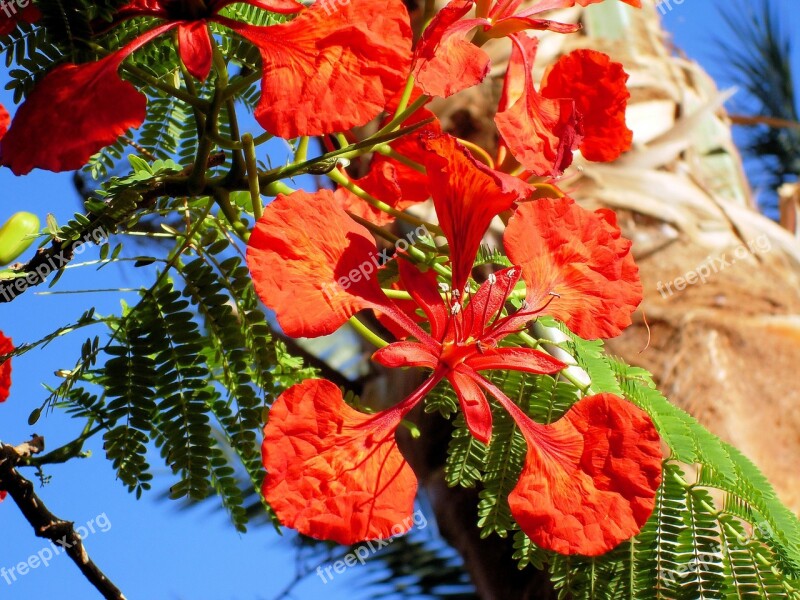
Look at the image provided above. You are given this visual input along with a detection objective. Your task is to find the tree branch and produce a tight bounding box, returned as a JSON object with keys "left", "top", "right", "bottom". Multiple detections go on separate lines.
{"left": 0, "top": 436, "right": 127, "bottom": 600}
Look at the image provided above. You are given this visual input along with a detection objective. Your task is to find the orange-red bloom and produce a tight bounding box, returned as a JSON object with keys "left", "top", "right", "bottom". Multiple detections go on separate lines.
{"left": 250, "top": 133, "right": 660, "bottom": 554}
{"left": 0, "top": 331, "right": 13, "bottom": 403}
{"left": 496, "top": 37, "right": 633, "bottom": 176}
{"left": 540, "top": 49, "right": 633, "bottom": 162}
{"left": 0, "top": 0, "right": 412, "bottom": 174}
{"left": 0, "top": 104, "right": 8, "bottom": 140}
{"left": 412, "top": 0, "right": 639, "bottom": 99}
{"left": 504, "top": 195, "right": 643, "bottom": 339}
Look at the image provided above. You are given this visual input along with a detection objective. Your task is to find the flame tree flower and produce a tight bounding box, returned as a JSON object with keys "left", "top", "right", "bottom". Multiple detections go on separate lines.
{"left": 411, "top": 0, "right": 636, "bottom": 176}
{"left": 0, "top": 104, "right": 8, "bottom": 140}
{"left": 495, "top": 35, "right": 633, "bottom": 176}
{"left": 246, "top": 133, "right": 662, "bottom": 554}
{"left": 0, "top": 330, "right": 12, "bottom": 403}
{"left": 411, "top": 0, "right": 640, "bottom": 99}
{"left": 0, "top": 0, "right": 412, "bottom": 174}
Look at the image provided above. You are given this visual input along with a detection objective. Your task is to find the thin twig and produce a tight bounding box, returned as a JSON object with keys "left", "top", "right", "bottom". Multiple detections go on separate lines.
{"left": 0, "top": 436, "right": 127, "bottom": 600}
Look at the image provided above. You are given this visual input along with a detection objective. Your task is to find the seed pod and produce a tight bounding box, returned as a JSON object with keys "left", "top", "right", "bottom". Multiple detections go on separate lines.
{"left": 0, "top": 211, "right": 40, "bottom": 266}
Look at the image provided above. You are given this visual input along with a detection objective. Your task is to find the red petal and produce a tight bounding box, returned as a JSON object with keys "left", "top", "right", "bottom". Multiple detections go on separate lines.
{"left": 369, "top": 88, "right": 443, "bottom": 204}
{"left": 495, "top": 34, "right": 581, "bottom": 177}
{"left": 222, "top": 0, "right": 412, "bottom": 138}
{"left": 0, "top": 105, "right": 8, "bottom": 140}
{"left": 504, "top": 197, "right": 642, "bottom": 339}
{"left": 423, "top": 133, "right": 533, "bottom": 291}
{"left": 113, "top": 0, "right": 169, "bottom": 19}
{"left": 541, "top": 50, "right": 632, "bottom": 162}
{"left": 373, "top": 341, "right": 439, "bottom": 370}
{"left": 178, "top": 22, "right": 213, "bottom": 81}
{"left": 333, "top": 162, "right": 404, "bottom": 226}
{"left": 262, "top": 379, "right": 418, "bottom": 544}
{"left": 0, "top": 331, "right": 12, "bottom": 403}
{"left": 449, "top": 367, "right": 492, "bottom": 444}
{"left": 398, "top": 258, "right": 448, "bottom": 341}
{"left": 0, "top": 23, "right": 176, "bottom": 175}
{"left": 508, "top": 393, "right": 662, "bottom": 556}
{"left": 412, "top": 1, "right": 490, "bottom": 98}
{"left": 463, "top": 266, "right": 521, "bottom": 339}
{"left": 466, "top": 346, "right": 564, "bottom": 375}
{"left": 246, "top": 189, "right": 387, "bottom": 338}
{"left": 472, "top": 370, "right": 661, "bottom": 556}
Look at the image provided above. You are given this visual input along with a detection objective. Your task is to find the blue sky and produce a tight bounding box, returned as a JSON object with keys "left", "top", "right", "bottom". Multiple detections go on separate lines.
{"left": 0, "top": 2, "right": 796, "bottom": 599}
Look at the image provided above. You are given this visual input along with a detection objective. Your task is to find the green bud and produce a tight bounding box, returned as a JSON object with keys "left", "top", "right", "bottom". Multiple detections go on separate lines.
{"left": 0, "top": 212, "right": 40, "bottom": 266}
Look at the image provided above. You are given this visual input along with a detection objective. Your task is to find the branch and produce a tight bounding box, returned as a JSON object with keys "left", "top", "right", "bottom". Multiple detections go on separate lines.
{"left": 0, "top": 153, "right": 226, "bottom": 304}
{"left": 729, "top": 114, "right": 800, "bottom": 130}
{"left": 0, "top": 436, "right": 127, "bottom": 600}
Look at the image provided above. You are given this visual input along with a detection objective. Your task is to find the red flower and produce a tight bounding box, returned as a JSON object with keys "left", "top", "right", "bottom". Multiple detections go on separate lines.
{"left": 504, "top": 196, "right": 643, "bottom": 339}
{"left": 0, "top": 1, "right": 40, "bottom": 37}
{"left": 412, "top": 0, "right": 640, "bottom": 99}
{"left": 0, "top": 104, "right": 9, "bottom": 140}
{"left": 251, "top": 133, "right": 660, "bottom": 553}
{"left": 495, "top": 35, "right": 581, "bottom": 177}
{"left": 0, "top": 329, "right": 12, "bottom": 502}
{"left": 496, "top": 39, "right": 633, "bottom": 176}
{"left": 0, "top": 0, "right": 412, "bottom": 174}
{"left": 0, "top": 331, "right": 13, "bottom": 403}
{"left": 540, "top": 49, "right": 633, "bottom": 163}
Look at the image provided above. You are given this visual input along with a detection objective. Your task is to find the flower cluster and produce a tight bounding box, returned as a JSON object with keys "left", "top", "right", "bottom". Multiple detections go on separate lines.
{"left": 0, "top": 0, "right": 412, "bottom": 174}
{"left": 0, "top": 0, "right": 662, "bottom": 553}
{"left": 247, "top": 131, "right": 661, "bottom": 554}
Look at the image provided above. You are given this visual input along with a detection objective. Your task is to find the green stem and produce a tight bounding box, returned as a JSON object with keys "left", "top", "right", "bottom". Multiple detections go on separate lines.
{"left": 262, "top": 180, "right": 296, "bottom": 197}
{"left": 259, "top": 118, "right": 434, "bottom": 186}
{"left": 24, "top": 421, "right": 104, "bottom": 467}
{"left": 349, "top": 316, "right": 389, "bottom": 348}
{"left": 252, "top": 131, "right": 273, "bottom": 146}
{"left": 224, "top": 97, "right": 246, "bottom": 182}
{"left": 375, "top": 145, "right": 426, "bottom": 173}
{"left": 522, "top": 327, "right": 594, "bottom": 394}
{"left": 242, "top": 134, "right": 263, "bottom": 220}
{"left": 122, "top": 63, "right": 209, "bottom": 110}
{"left": 393, "top": 76, "right": 417, "bottom": 119}
{"left": 189, "top": 45, "right": 229, "bottom": 194}
{"left": 296, "top": 137, "right": 309, "bottom": 162}
{"left": 375, "top": 96, "right": 429, "bottom": 139}
{"left": 212, "top": 188, "right": 249, "bottom": 241}
{"left": 224, "top": 70, "right": 261, "bottom": 99}
{"left": 328, "top": 169, "right": 439, "bottom": 231}
{"left": 383, "top": 289, "right": 413, "bottom": 300}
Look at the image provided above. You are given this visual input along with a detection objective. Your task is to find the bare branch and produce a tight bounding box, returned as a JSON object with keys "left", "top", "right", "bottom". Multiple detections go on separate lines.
{"left": 0, "top": 436, "right": 127, "bottom": 600}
